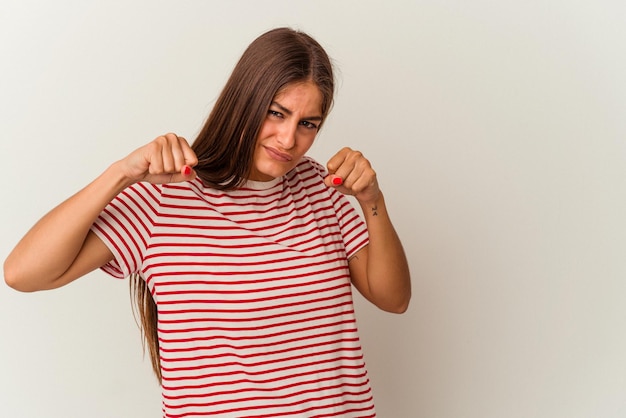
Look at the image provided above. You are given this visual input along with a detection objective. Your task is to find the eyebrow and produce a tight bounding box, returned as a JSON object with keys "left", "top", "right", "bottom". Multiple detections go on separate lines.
{"left": 271, "top": 101, "right": 323, "bottom": 121}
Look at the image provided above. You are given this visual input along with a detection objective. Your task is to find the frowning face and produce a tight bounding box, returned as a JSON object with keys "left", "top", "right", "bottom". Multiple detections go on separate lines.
{"left": 248, "top": 80, "right": 323, "bottom": 182}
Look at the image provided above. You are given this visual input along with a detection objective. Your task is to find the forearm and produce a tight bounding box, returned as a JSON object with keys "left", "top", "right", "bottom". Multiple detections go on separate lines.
{"left": 4, "top": 161, "right": 132, "bottom": 291}
{"left": 358, "top": 192, "right": 411, "bottom": 312}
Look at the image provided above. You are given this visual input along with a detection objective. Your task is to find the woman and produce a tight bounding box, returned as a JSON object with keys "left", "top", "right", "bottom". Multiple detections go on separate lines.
{"left": 4, "top": 27, "right": 410, "bottom": 417}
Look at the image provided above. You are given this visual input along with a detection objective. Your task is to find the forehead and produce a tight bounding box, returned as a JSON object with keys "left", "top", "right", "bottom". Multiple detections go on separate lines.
{"left": 273, "top": 81, "right": 323, "bottom": 114}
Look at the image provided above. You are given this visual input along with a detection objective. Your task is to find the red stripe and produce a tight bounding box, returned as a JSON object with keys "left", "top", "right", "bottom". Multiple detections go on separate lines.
{"left": 165, "top": 392, "right": 373, "bottom": 417}
{"left": 158, "top": 291, "right": 353, "bottom": 317}
{"left": 163, "top": 383, "right": 370, "bottom": 410}
{"left": 149, "top": 258, "right": 347, "bottom": 281}
{"left": 159, "top": 328, "right": 358, "bottom": 355}
{"left": 158, "top": 300, "right": 353, "bottom": 325}
{"left": 158, "top": 319, "right": 356, "bottom": 345}
{"left": 161, "top": 353, "right": 365, "bottom": 378}
{"left": 154, "top": 267, "right": 348, "bottom": 289}
{"left": 157, "top": 308, "right": 355, "bottom": 334}
{"left": 161, "top": 336, "right": 360, "bottom": 364}
{"left": 155, "top": 282, "right": 351, "bottom": 306}
{"left": 162, "top": 371, "right": 368, "bottom": 399}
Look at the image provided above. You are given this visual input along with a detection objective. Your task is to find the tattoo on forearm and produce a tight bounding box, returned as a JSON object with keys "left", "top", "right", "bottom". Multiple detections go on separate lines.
{"left": 371, "top": 205, "right": 378, "bottom": 216}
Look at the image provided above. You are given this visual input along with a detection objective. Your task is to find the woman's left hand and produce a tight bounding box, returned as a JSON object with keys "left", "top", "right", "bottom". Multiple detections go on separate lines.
{"left": 325, "top": 147, "right": 380, "bottom": 204}
{"left": 326, "top": 147, "right": 411, "bottom": 313}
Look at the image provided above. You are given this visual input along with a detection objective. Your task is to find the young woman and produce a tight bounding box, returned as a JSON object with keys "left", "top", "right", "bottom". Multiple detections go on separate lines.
{"left": 4, "top": 27, "right": 411, "bottom": 417}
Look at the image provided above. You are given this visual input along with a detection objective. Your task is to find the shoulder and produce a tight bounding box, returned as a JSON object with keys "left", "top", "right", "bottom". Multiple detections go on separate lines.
{"left": 119, "top": 182, "right": 164, "bottom": 200}
{"left": 284, "top": 156, "right": 335, "bottom": 199}
{"left": 118, "top": 182, "right": 193, "bottom": 210}
{"left": 294, "top": 155, "right": 328, "bottom": 178}
{"left": 283, "top": 156, "right": 328, "bottom": 188}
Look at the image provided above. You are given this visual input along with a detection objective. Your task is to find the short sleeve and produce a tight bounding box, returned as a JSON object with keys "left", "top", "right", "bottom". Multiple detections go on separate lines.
{"left": 90, "top": 182, "right": 162, "bottom": 279}
{"left": 330, "top": 188, "right": 369, "bottom": 258}
{"left": 306, "top": 157, "right": 369, "bottom": 258}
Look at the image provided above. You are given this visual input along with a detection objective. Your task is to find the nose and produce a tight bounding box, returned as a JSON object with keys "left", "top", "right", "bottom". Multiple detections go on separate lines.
{"left": 276, "top": 122, "right": 297, "bottom": 150}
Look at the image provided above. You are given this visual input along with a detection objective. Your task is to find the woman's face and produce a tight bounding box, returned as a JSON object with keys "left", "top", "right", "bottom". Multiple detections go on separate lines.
{"left": 249, "top": 80, "right": 323, "bottom": 181}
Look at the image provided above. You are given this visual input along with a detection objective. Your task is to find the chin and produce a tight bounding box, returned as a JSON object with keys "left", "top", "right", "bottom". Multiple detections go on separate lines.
{"left": 249, "top": 169, "right": 281, "bottom": 182}
{"left": 252, "top": 163, "right": 293, "bottom": 181}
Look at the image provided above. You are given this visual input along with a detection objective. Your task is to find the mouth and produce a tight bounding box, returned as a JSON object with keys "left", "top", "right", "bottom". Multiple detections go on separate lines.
{"left": 263, "top": 146, "right": 293, "bottom": 162}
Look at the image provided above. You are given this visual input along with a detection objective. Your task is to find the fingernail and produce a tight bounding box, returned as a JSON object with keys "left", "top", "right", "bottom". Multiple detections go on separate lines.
{"left": 332, "top": 176, "right": 343, "bottom": 186}
{"left": 183, "top": 166, "right": 191, "bottom": 176}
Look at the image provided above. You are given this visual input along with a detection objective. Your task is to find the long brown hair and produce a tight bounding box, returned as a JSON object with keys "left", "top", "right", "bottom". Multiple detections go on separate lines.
{"left": 192, "top": 26, "right": 335, "bottom": 189}
{"left": 132, "top": 27, "right": 335, "bottom": 383}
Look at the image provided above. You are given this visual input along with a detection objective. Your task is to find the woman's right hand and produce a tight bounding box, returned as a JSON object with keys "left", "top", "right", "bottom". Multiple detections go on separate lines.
{"left": 3, "top": 133, "right": 199, "bottom": 292}
{"left": 121, "top": 133, "right": 199, "bottom": 184}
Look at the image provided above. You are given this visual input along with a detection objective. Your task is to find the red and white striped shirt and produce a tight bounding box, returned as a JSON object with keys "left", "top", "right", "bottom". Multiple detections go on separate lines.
{"left": 92, "top": 156, "right": 375, "bottom": 417}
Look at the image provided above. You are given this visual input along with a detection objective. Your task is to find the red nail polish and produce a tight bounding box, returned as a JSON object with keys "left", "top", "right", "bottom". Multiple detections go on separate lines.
{"left": 332, "top": 177, "right": 343, "bottom": 186}
{"left": 183, "top": 166, "right": 191, "bottom": 176}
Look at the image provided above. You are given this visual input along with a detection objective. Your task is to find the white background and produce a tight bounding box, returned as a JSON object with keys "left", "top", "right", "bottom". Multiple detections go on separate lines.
{"left": 1, "top": 1, "right": 625, "bottom": 417}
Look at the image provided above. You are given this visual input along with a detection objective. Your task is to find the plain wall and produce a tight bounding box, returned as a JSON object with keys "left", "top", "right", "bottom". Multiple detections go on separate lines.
{"left": 1, "top": 1, "right": 625, "bottom": 417}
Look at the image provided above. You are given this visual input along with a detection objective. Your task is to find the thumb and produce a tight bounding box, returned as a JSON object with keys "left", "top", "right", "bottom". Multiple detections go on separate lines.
{"left": 176, "top": 165, "right": 197, "bottom": 182}
{"left": 154, "top": 165, "right": 197, "bottom": 184}
{"left": 324, "top": 174, "right": 343, "bottom": 188}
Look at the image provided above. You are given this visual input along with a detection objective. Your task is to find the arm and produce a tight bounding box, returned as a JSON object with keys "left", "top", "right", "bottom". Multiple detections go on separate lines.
{"left": 4, "top": 133, "right": 197, "bottom": 292}
{"left": 325, "top": 148, "right": 411, "bottom": 313}
{"left": 4, "top": 168, "right": 128, "bottom": 292}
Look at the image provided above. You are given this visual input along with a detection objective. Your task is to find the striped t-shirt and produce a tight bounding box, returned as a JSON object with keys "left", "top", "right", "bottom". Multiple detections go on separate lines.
{"left": 91, "top": 156, "right": 375, "bottom": 417}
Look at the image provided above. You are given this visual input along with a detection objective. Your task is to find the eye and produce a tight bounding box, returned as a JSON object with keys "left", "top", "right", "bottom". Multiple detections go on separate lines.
{"left": 268, "top": 109, "right": 283, "bottom": 118}
{"left": 300, "top": 120, "right": 319, "bottom": 130}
